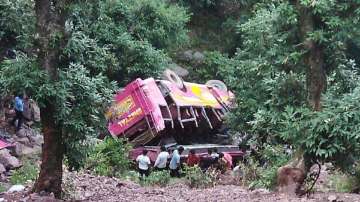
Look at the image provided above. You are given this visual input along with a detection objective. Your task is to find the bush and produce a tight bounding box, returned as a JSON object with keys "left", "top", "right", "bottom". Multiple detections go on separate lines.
{"left": 85, "top": 136, "right": 132, "bottom": 177}
{"left": 239, "top": 144, "right": 290, "bottom": 190}
{"left": 329, "top": 164, "right": 360, "bottom": 193}
{"left": 10, "top": 159, "right": 39, "bottom": 185}
{"left": 142, "top": 170, "right": 171, "bottom": 187}
{"left": 184, "top": 165, "right": 218, "bottom": 188}
{"left": 328, "top": 171, "right": 354, "bottom": 193}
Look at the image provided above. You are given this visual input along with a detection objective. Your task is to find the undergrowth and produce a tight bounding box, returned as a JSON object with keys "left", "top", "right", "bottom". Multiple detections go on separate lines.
{"left": 142, "top": 170, "right": 171, "bottom": 187}
{"left": 85, "top": 136, "right": 132, "bottom": 177}
{"left": 184, "top": 165, "right": 218, "bottom": 188}
{"left": 10, "top": 158, "right": 39, "bottom": 185}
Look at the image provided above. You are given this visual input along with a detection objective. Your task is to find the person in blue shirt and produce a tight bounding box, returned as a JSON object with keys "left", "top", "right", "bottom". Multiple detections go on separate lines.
{"left": 11, "top": 94, "right": 24, "bottom": 131}
{"left": 169, "top": 146, "right": 184, "bottom": 177}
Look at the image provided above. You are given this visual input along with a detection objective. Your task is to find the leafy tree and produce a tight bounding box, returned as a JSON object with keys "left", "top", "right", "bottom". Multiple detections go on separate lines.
{"left": 222, "top": 0, "right": 360, "bottom": 174}
{"left": 0, "top": 0, "right": 190, "bottom": 197}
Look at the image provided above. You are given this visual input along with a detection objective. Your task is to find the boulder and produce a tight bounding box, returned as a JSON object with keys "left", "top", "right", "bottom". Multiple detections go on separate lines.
{"left": 16, "top": 128, "right": 27, "bottom": 138}
{"left": 12, "top": 142, "right": 41, "bottom": 157}
{"left": 179, "top": 50, "right": 193, "bottom": 61}
{"left": 28, "top": 134, "right": 44, "bottom": 146}
{"left": 14, "top": 137, "right": 30, "bottom": 146}
{"left": 168, "top": 63, "right": 189, "bottom": 77}
{"left": 0, "top": 149, "right": 21, "bottom": 169}
{"left": 193, "top": 51, "right": 205, "bottom": 63}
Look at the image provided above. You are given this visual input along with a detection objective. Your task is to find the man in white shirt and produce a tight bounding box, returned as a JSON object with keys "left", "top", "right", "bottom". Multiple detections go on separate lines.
{"left": 154, "top": 145, "right": 169, "bottom": 171}
{"left": 136, "top": 149, "right": 151, "bottom": 179}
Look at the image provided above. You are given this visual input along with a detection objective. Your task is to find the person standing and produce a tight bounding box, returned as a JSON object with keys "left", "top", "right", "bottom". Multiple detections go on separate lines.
{"left": 154, "top": 145, "right": 169, "bottom": 171}
{"left": 11, "top": 94, "right": 24, "bottom": 131}
{"left": 136, "top": 149, "right": 151, "bottom": 179}
{"left": 186, "top": 149, "right": 200, "bottom": 167}
{"left": 169, "top": 146, "right": 184, "bottom": 177}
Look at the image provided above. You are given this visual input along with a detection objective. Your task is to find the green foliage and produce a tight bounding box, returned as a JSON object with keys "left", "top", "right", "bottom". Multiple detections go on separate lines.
{"left": 238, "top": 144, "right": 290, "bottom": 189}
{"left": 0, "top": 0, "right": 35, "bottom": 49}
{"left": 142, "top": 170, "right": 171, "bottom": 187}
{"left": 67, "top": 0, "right": 190, "bottom": 85}
{"left": 0, "top": 54, "right": 47, "bottom": 96}
{"left": 10, "top": 159, "right": 39, "bottom": 185}
{"left": 0, "top": 0, "right": 190, "bottom": 173}
{"left": 277, "top": 84, "right": 360, "bottom": 169}
{"left": 85, "top": 137, "right": 132, "bottom": 177}
{"left": 122, "top": 0, "right": 189, "bottom": 50}
{"left": 184, "top": 165, "right": 217, "bottom": 188}
{"left": 328, "top": 171, "right": 355, "bottom": 193}
{"left": 189, "top": 51, "right": 230, "bottom": 83}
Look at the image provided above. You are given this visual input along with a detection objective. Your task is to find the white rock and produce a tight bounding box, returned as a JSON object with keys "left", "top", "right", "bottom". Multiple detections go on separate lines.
{"left": 0, "top": 198, "right": 4, "bottom": 202}
{"left": 328, "top": 195, "right": 337, "bottom": 202}
{"left": 7, "top": 184, "right": 25, "bottom": 193}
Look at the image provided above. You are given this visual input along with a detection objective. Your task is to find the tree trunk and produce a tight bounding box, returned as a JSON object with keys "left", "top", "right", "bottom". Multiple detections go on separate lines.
{"left": 34, "top": 103, "right": 64, "bottom": 197}
{"left": 33, "top": 0, "right": 69, "bottom": 198}
{"left": 296, "top": 1, "right": 326, "bottom": 111}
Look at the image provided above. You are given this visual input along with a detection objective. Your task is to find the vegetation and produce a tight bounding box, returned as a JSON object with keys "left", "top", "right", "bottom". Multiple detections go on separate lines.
{"left": 184, "top": 165, "right": 217, "bottom": 188}
{"left": 1, "top": 0, "right": 360, "bottom": 197}
{"left": 142, "top": 170, "right": 171, "bottom": 187}
{"left": 85, "top": 137, "right": 132, "bottom": 177}
{"left": 10, "top": 159, "right": 39, "bottom": 185}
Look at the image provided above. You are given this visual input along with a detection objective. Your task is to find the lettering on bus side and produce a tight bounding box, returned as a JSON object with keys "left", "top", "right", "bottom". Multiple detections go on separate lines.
{"left": 117, "top": 108, "right": 143, "bottom": 127}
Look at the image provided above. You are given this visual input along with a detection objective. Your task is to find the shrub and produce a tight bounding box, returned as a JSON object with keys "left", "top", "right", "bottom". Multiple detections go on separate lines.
{"left": 238, "top": 144, "right": 290, "bottom": 190}
{"left": 85, "top": 136, "right": 132, "bottom": 177}
{"left": 184, "top": 165, "right": 218, "bottom": 188}
{"left": 10, "top": 159, "right": 39, "bottom": 185}
{"left": 329, "top": 164, "right": 360, "bottom": 193}
{"left": 328, "top": 171, "right": 354, "bottom": 193}
{"left": 142, "top": 170, "right": 171, "bottom": 187}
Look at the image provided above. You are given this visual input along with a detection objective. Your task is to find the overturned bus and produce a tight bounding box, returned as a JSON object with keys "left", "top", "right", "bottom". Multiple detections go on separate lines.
{"left": 106, "top": 69, "right": 243, "bottom": 162}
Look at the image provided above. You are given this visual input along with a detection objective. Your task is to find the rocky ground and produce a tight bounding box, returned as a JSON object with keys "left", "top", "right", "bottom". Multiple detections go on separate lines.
{"left": 1, "top": 171, "right": 360, "bottom": 202}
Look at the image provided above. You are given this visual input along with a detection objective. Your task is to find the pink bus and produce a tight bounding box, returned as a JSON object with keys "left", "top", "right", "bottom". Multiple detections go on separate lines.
{"left": 106, "top": 70, "right": 236, "bottom": 147}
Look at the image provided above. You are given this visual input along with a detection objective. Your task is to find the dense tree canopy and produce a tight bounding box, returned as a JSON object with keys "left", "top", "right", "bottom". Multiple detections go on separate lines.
{"left": 1, "top": 0, "right": 360, "bottom": 197}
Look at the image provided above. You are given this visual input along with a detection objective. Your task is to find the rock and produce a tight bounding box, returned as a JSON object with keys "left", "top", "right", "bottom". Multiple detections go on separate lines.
{"left": 14, "top": 137, "right": 30, "bottom": 146}
{"left": 28, "top": 134, "right": 43, "bottom": 146}
{"left": 0, "top": 149, "right": 22, "bottom": 169}
{"left": 0, "top": 163, "right": 5, "bottom": 173}
{"left": 193, "top": 51, "right": 205, "bottom": 63}
{"left": 180, "top": 50, "right": 193, "bottom": 61}
{"left": 11, "top": 142, "right": 40, "bottom": 156}
{"left": 85, "top": 191, "right": 93, "bottom": 198}
{"left": 26, "top": 193, "right": 61, "bottom": 202}
{"left": 16, "top": 128, "right": 27, "bottom": 138}
{"left": 7, "top": 184, "right": 25, "bottom": 193}
{"left": 168, "top": 63, "right": 189, "bottom": 77}
{"left": 328, "top": 195, "right": 337, "bottom": 202}
{"left": 0, "top": 198, "right": 4, "bottom": 202}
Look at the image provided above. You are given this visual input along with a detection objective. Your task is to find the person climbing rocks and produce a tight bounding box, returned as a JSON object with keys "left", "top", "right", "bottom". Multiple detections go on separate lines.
{"left": 11, "top": 93, "right": 24, "bottom": 131}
